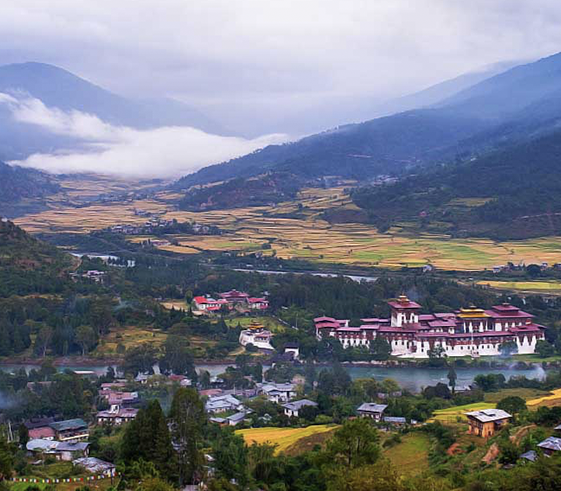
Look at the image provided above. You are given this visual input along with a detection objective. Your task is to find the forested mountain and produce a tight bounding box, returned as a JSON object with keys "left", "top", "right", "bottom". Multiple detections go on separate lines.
{"left": 178, "top": 172, "right": 301, "bottom": 211}
{"left": 175, "top": 109, "right": 486, "bottom": 188}
{"left": 178, "top": 51, "right": 561, "bottom": 189}
{"left": 0, "top": 161, "right": 59, "bottom": 203}
{"left": 0, "top": 62, "right": 226, "bottom": 160}
{"left": 352, "top": 129, "right": 561, "bottom": 239}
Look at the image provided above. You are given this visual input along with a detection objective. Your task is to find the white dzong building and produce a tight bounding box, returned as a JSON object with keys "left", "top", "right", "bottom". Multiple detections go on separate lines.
{"left": 315, "top": 295, "right": 546, "bottom": 359}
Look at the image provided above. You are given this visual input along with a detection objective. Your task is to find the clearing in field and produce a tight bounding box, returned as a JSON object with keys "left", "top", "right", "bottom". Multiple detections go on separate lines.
{"left": 384, "top": 433, "right": 430, "bottom": 476}
{"left": 236, "top": 425, "right": 338, "bottom": 454}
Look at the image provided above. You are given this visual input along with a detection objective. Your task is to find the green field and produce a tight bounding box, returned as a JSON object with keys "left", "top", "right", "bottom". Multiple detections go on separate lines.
{"left": 384, "top": 433, "right": 431, "bottom": 476}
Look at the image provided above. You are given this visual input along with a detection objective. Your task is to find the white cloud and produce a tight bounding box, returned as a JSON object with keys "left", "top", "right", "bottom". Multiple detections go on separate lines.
{"left": 2, "top": 1, "right": 561, "bottom": 135}
{"left": 1, "top": 93, "right": 288, "bottom": 178}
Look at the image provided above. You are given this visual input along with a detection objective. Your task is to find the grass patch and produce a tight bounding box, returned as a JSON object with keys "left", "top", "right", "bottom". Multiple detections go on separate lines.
{"left": 236, "top": 425, "right": 338, "bottom": 454}
{"left": 384, "top": 433, "right": 430, "bottom": 476}
{"left": 484, "top": 388, "right": 550, "bottom": 403}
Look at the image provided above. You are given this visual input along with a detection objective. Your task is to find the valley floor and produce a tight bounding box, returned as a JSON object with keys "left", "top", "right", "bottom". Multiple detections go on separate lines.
{"left": 13, "top": 181, "right": 561, "bottom": 272}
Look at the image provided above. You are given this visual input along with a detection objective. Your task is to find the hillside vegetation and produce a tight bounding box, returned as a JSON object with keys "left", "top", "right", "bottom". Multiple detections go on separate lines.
{"left": 352, "top": 129, "right": 561, "bottom": 239}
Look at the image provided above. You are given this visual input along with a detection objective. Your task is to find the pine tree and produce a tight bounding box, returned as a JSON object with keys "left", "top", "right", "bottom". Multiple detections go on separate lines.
{"left": 169, "top": 388, "right": 206, "bottom": 485}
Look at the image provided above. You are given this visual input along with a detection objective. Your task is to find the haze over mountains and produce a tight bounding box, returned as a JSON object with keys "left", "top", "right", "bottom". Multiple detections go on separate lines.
{"left": 0, "top": 62, "right": 228, "bottom": 161}
{"left": 178, "top": 51, "right": 561, "bottom": 189}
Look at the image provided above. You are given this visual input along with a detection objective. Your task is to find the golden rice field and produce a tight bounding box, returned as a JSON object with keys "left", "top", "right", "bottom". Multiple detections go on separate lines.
{"left": 236, "top": 425, "right": 338, "bottom": 454}
{"left": 477, "top": 280, "right": 561, "bottom": 294}
{"left": 15, "top": 182, "right": 561, "bottom": 271}
{"left": 526, "top": 388, "right": 561, "bottom": 408}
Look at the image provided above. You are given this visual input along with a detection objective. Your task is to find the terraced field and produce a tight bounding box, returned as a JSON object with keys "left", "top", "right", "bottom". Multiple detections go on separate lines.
{"left": 15, "top": 182, "right": 561, "bottom": 271}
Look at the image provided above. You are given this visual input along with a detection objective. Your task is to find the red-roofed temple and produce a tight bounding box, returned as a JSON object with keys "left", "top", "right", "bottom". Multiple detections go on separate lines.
{"left": 314, "top": 295, "right": 546, "bottom": 358}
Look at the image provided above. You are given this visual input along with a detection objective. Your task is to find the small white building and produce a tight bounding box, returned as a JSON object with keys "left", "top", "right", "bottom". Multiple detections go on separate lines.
{"left": 73, "top": 457, "right": 116, "bottom": 477}
{"left": 258, "top": 383, "right": 297, "bottom": 403}
{"left": 357, "top": 403, "right": 387, "bottom": 421}
{"left": 239, "top": 324, "right": 274, "bottom": 351}
{"left": 282, "top": 399, "right": 317, "bottom": 418}
{"left": 205, "top": 394, "right": 244, "bottom": 414}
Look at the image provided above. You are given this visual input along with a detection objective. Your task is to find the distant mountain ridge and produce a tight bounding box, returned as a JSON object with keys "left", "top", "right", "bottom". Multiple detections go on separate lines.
{"left": 0, "top": 62, "right": 227, "bottom": 160}
{"left": 177, "top": 51, "right": 561, "bottom": 189}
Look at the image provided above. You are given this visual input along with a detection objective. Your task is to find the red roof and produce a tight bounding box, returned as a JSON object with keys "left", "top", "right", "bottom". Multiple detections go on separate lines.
{"left": 388, "top": 300, "right": 421, "bottom": 309}
{"left": 248, "top": 297, "right": 268, "bottom": 303}
{"left": 314, "top": 316, "right": 336, "bottom": 322}
{"left": 29, "top": 427, "right": 55, "bottom": 439}
{"left": 194, "top": 296, "right": 208, "bottom": 304}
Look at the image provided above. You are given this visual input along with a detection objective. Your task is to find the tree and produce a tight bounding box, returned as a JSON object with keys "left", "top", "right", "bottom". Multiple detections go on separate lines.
{"left": 499, "top": 341, "right": 518, "bottom": 357}
{"left": 498, "top": 439, "right": 520, "bottom": 465}
{"left": 497, "top": 396, "right": 526, "bottom": 415}
{"left": 536, "top": 340, "right": 555, "bottom": 358}
{"left": 447, "top": 365, "right": 457, "bottom": 393}
{"left": 161, "top": 335, "right": 196, "bottom": 379}
{"left": 18, "top": 424, "right": 29, "bottom": 447}
{"left": 34, "top": 326, "right": 53, "bottom": 357}
{"left": 122, "top": 344, "right": 159, "bottom": 376}
{"left": 323, "top": 419, "right": 380, "bottom": 470}
{"left": 328, "top": 461, "right": 404, "bottom": 491}
{"left": 427, "top": 345, "right": 447, "bottom": 367}
{"left": 212, "top": 430, "right": 250, "bottom": 487}
{"left": 0, "top": 435, "right": 13, "bottom": 480}
{"left": 169, "top": 388, "right": 207, "bottom": 485}
{"left": 121, "top": 400, "right": 176, "bottom": 479}
{"left": 75, "top": 325, "right": 97, "bottom": 355}
{"left": 370, "top": 337, "right": 391, "bottom": 361}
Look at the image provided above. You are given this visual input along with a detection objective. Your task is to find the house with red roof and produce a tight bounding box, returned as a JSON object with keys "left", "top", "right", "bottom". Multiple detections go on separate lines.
{"left": 247, "top": 297, "right": 269, "bottom": 310}
{"left": 193, "top": 296, "right": 231, "bottom": 312}
{"left": 315, "top": 295, "right": 547, "bottom": 359}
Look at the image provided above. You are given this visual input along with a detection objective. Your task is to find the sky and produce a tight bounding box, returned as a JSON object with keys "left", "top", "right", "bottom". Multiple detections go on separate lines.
{"left": 2, "top": 1, "right": 561, "bottom": 177}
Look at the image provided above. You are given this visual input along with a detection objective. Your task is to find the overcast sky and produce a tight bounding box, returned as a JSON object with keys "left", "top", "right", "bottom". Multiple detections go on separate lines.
{"left": 2, "top": 0, "right": 561, "bottom": 136}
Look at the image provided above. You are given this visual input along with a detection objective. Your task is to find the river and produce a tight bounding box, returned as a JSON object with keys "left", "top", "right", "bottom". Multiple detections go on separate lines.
{"left": 0, "top": 362, "right": 548, "bottom": 393}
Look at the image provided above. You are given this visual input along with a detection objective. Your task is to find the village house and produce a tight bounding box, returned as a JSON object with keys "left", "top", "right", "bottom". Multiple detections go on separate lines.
{"left": 465, "top": 409, "right": 512, "bottom": 437}
{"left": 537, "top": 436, "right": 561, "bottom": 456}
{"left": 219, "top": 290, "right": 250, "bottom": 303}
{"left": 99, "top": 388, "right": 139, "bottom": 406}
{"left": 50, "top": 419, "right": 89, "bottom": 442}
{"left": 282, "top": 399, "right": 317, "bottom": 418}
{"left": 96, "top": 406, "right": 139, "bottom": 425}
{"left": 257, "top": 383, "right": 297, "bottom": 403}
{"left": 28, "top": 426, "right": 55, "bottom": 440}
{"left": 26, "top": 439, "right": 89, "bottom": 461}
{"left": 247, "top": 297, "right": 269, "bottom": 310}
{"left": 383, "top": 416, "right": 407, "bottom": 427}
{"left": 193, "top": 296, "right": 231, "bottom": 312}
{"left": 315, "top": 295, "right": 547, "bottom": 358}
{"left": 73, "top": 457, "right": 116, "bottom": 477}
{"left": 357, "top": 403, "right": 388, "bottom": 421}
{"left": 283, "top": 343, "right": 300, "bottom": 360}
{"left": 205, "top": 394, "right": 244, "bottom": 414}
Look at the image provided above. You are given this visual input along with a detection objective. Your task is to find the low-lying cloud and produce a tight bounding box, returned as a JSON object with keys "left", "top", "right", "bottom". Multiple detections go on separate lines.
{"left": 0, "top": 92, "right": 288, "bottom": 179}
